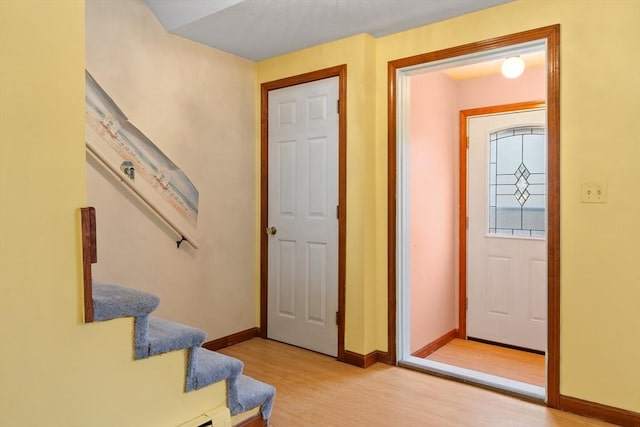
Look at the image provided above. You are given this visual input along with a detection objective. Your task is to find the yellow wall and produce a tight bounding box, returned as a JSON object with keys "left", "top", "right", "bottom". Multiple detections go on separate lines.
{"left": 1, "top": 0, "right": 638, "bottom": 422}
{"left": 377, "top": 0, "right": 640, "bottom": 412}
{"left": 0, "top": 2, "right": 227, "bottom": 425}
{"left": 257, "top": 33, "right": 379, "bottom": 354}
{"left": 258, "top": 0, "right": 640, "bottom": 412}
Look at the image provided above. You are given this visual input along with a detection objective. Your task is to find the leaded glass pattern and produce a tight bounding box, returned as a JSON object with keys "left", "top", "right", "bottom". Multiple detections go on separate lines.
{"left": 489, "top": 126, "right": 546, "bottom": 237}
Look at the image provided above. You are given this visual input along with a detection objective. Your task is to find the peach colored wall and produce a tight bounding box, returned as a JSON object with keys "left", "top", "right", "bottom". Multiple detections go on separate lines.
{"left": 85, "top": 0, "right": 257, "bottom": 340}
{"left": 409, "top": 71, "right": 458, "bottom": 353}
{"left": 409, "top": 66, "right": 545, "bottom": 353}
{"left": 457, "top": 66, "right": 545, "bottom": 110}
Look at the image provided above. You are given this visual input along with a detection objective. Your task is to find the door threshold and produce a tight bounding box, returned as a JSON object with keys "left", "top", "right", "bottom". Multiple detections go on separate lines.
{"left": 398, "top": 355, "right": 546, "bottom": 403}
{"left": 467, "top": 336, "right": 546, "bottom": 356}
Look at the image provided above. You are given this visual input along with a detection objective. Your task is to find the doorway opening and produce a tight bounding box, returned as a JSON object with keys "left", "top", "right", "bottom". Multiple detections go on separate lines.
{"left": 388, "top": 26, "right": 560, "bottom": 405}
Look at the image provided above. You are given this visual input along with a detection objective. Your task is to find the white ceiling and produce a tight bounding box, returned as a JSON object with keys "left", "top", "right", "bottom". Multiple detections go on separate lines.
{"left": 144, "top": 0, "right": 515, "bottom": 62}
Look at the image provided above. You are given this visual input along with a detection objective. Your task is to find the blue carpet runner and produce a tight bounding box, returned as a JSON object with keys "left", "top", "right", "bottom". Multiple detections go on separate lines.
{"left": 92, "top": 281, "right": 275, "bottom": 421}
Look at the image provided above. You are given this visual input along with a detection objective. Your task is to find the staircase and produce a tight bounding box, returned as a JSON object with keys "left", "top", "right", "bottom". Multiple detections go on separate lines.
{"left": 92, "top": 281, "right": 275, "bottom": 426}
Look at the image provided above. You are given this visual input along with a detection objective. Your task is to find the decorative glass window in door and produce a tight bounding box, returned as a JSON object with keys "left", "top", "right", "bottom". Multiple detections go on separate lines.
{"left": 489, "top": 126, "right": 546, "bottom": 237}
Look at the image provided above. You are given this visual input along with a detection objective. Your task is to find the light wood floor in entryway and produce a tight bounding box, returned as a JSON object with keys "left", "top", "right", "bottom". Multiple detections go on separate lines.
{"left": 219, "top": 338, "right": 612, "bottom": 427}
{"left": 427, "top": 338, "right": 545, "bottom": 387}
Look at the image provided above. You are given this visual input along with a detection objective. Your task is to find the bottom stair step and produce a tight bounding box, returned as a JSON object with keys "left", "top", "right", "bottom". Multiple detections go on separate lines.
{"left": 229, "top": 374, "right": 276, "bottom": 421}
{"left": 231, "top": 409, "right": 266, "bottom": 427}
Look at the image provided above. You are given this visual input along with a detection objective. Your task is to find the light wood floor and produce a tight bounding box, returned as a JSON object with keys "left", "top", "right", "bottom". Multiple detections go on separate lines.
{"left": 220, "top": 338, "right": 613, "bottom": 427}
{"left": 426, "top": 338, "right": 546, "bottom": 387}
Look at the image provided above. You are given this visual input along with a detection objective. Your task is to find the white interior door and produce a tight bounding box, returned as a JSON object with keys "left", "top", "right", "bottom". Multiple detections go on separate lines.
{"left": 267, "top": 77, "right": 339, "bottom": 357}
{"left": 467, "top": 108, "right": 547, "bottom": 352}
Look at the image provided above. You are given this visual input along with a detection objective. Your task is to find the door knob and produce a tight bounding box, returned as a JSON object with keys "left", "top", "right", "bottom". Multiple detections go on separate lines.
{"left": 266, "top": 226, "right": 277, "bottom": 235}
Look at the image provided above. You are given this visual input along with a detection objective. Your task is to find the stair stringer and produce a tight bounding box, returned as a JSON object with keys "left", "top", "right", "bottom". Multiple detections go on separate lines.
{"left": 91, "top": 281, "right": 275, "bottom": 424}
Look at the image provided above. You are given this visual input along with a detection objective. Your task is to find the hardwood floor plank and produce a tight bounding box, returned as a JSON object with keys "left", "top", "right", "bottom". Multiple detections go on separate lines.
{"left": 427, "top": 338, "right": 545, "bottom": 387}
{"left": 219, "top": 338, "right": 612, "bottom": 426}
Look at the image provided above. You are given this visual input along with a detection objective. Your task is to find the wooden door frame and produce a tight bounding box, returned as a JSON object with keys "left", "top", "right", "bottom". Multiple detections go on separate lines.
{"left": 387, "top": 25, "right": 560, "bottom": 407}
{"left": 459, "top": 100, "right": 546, "bottom": 339}
{"left": 260, "top": 65, "right": 347, "bottom": 362}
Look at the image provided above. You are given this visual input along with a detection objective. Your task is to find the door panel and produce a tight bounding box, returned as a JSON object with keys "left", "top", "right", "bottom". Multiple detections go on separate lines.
{"left": 529, "top": 258, "right": 547, "bottom": 322}
{"left": 308, "top": 137, "right": 328, "bottom": 215}
{"left": 277, "top": 141, "right": 296, "bottom": 215}
{"left": 267, "top": 77, "right": 338, "bottom": 357}
{"left": 306, "top": 242, "right": 327, "bottom": 324}
{"left": 276, "top": 240, "right": 296, "bottom": 317}
{"left": 467, "top": 109, "right": 547, "bottom": 352}
{"left": 487, "top": 255, "right": 512, "bottom": 316}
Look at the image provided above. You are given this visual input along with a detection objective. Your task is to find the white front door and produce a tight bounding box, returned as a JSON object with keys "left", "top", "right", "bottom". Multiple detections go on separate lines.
{"left": 467, "top": 108, "right": 547, "bottom": 352}
{"left": 267, "top": 77, "right": 339, "bottom": 357}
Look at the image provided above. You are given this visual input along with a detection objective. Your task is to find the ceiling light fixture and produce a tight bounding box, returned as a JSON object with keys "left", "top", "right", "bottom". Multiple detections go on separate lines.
{"left": 501, "top": 56, "right": 525, "bottom": 79}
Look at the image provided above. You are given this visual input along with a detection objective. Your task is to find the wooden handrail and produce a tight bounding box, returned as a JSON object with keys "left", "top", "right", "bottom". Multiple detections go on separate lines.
{"left": 86, "top": 145, "right": 199, "bottom": 249}
{"left": 81, "top": 207, "right": 97, "bottom": 323}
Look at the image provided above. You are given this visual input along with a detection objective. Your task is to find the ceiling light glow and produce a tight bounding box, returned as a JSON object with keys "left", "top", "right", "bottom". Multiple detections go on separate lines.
{"left": 501, "top": 56, "right": 525, "bottom": 79}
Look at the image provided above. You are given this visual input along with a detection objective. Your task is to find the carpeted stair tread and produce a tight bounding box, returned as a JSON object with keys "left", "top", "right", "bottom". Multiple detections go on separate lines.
{"left": 136, "top": 316, "right": 206, "bottom": 359}
{"left": 229, "top": 374, "right": 276, "bottom": 421}
{"left": 187, "top": 348, "right": 244, "bottom": 392}
{"left": 92, "top": 282, "right": 159, "bottom": 321}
